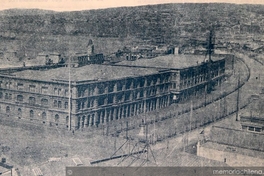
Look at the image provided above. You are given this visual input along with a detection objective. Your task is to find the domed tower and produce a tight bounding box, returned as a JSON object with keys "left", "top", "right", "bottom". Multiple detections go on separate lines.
{"left": 87, "top": 39, "right": 94, "bottom": 56}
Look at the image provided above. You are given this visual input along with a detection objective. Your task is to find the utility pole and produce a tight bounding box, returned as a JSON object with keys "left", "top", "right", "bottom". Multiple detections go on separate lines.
{"left": 236, "top": 74, "right": 240, "bottom": 121}
{"left": 68, "top": 56, "right": 72, "bottom": 131}
{"left": 188, "top": 100, "right": 193, "bottom": 146}
{"left": 204, "top": 85, "right": 207, "bottom": 107}
{"left": 146, "top": 124, "right": 149, "bottom": 161}
{"left": 219, "top": 80, "right": 222, "bottom": 119}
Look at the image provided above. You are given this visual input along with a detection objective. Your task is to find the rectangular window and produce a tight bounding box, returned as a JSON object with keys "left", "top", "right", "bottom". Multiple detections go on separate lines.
{"left": 242, "top": 126, "right": 247, "bottom": 130}
{"left": 53, "top": 100, "right": 57, "bottom": 108}
{"left": 58, "top": 88, "right": 61, "bottom": 95}
{"left": 248, "top": 126, "right": 254, "bottom": 131}
{"left": 58, "top": 101, "right": 62, "bottom": 108}
{"left": 17, "top": 83, "right": 24, "bottom": 90}
{"left": 255, "top": 128, "right": 261, "bottom": 132}
{"left": 17, "top": 95, "right": 23, "bottom": 102}
{"left": 29, "top": 85, "right": 36, "bottom": 92}
{"left": 41, "top": 86, "right": 48, "bottom": 94}
{"left": 54, "top": 88, "right": 58, "bottom": 95}
{"left": 65, "top": 102, "right": 68, "bottom": 109}
{"left": 65, "top": 89, "right": 68, "bottom": 96}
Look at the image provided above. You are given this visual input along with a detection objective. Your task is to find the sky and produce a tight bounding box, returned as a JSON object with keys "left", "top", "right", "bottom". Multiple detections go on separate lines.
{"left": 1, "top": 0, "right": 264, "bottom": 12}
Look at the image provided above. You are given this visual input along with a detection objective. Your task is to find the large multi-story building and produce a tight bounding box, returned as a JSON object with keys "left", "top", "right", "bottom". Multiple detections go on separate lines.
{"left": 0, "top": 39, "right": 226, "bottom": 131}
{"left": 0, "top": 54, "right": 226, "bottom": 131}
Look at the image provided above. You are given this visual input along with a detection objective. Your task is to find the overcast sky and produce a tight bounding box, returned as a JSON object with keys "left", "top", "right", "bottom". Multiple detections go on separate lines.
{"left": 1, "top": 0, "right": 264, "bottom": 12}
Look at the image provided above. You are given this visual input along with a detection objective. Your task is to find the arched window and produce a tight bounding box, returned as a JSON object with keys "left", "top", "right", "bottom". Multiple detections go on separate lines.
{"left": 58, "top": 101, "right": 62, "bottom": 108}
{"left": 41, "top": 99, "right": 48, "bottom": 106}
{"left": 30, "top": 110, "right": 34, "bottom": 119}
{"left": 53, "top": 100, "right": 57, "bottom": 108}
{"left": 6, "top": 106, "right": 10, "bottom": 114}
{"left": 18, "top": 108, "right": 22, "bottom": 119}
{"left": 66, "top": 116, "right": 69, "bottom": 128}
{"left": 18, "top": 108, "right": 22, "bottom": 113}
{"left": 55, "top": 114, "right": 59, "bottom": 124}
{"left": 17, "top": 95, "right": 23, "bottom": 102}
{"left": 5, "top": 93, "right": 8, "bottom": 99}
{"left": 41, "top": 112, "right": 47, "bottom": 123}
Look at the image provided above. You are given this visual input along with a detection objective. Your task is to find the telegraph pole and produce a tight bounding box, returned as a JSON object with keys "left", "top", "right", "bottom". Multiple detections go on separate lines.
{"left": 188, "top": 100, "right": 193, "bottom": 146}
{"left": 236, "top": 74, "right": 240, "bottom": 121}
{"left": 68, "top": 56, "right": 72, "bottom": 131}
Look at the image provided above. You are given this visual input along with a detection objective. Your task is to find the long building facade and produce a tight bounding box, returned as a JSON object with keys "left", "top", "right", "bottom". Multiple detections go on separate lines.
{"left": 0, "top": 54, "right": 226, "bottom": 131}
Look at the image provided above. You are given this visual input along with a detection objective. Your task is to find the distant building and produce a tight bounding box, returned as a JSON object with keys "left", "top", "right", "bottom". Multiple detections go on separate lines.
{"left": 26, "top": 52, "right": 65, "bottom": 66}
{"left": 252, "top": 45, "right": 264, "bottom": 54}
{"left": 240, "top": 115, "right": 264, "bottom": 133}
{"left": 68, "top": 39, "right": 104, "bottom": 67}
{"left": 37, "top": 52, "right": 64, "bottom": 65}
{"left": 239, "top": 96, "right": 264, "bottom": 133}
{"left": 118, "top": 45, "right": 175, "bottom": 61}
{"left": 240, "top": 24, "right": 261, "bottom": 34}
{"left": 197, "top": 126, "right": 264, "bottom": 166}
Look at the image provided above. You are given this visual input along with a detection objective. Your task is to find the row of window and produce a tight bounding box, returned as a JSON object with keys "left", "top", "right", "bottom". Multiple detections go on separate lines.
{"left": 0, "top": 93, "right": 68, "bottom": 109}
{"left": 5, "top": 106, "right": 60, "bottom": 122}
{"left": 78, "top": 81, "right": 170, "bottom": 98}
{"left": 76, "top": 96, "right": 170, "bottom": 127}
{"left": 0, "top": 81, "right": 68, "bottom": 97}
{"left": 76, "top": 86, "right": 169, "bottom": 110}
{"left": 242, "top": 125, "right": 262, "bottom": 133}
{"left": 181, "top": 65, "right": 223, "bottom": 79}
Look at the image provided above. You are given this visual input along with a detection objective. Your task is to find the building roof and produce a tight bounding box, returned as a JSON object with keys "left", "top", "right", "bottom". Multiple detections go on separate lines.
{"left": 209, "top": 126, "right": 264, "bottom": 152}
{"left": 117, "top": 54, "right": 224, "bottom": 69}
{"left": 158, "top": 151, "right": 228, "bottom": 167}
{"left": 240, "top": 121, "right": 264, "bottom": 128}
{"left": 10, "top": 64, "right": 160, "bottom": 82}
{"left": 201, "top": 141, "right": 264, "bottom": 160}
